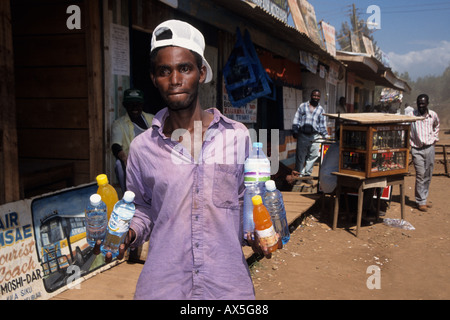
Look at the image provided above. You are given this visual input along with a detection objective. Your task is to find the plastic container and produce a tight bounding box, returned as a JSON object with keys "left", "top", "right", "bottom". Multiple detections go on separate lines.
{"left": 243, "top": 142, "right": 271, "bottom": 240}
{"left": 101, "top": 191, "right": 136, "bottom": 258}
{"left": 252, "top": 195, "right": 278, "bottom": 254}
{"left": 264, "top": 180, "right": 290, "bottom": 245}
{"left": 85, "top": 194, "right": 108, "bottom": 247}
{"left": 96, "top": 174, "right": 119, "bottom": 221}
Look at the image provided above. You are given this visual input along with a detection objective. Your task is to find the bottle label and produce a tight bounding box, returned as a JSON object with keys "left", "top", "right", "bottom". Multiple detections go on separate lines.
{"left": 107, "top": 212, "right": 130, "bottom": 235}
{"left": 255, "top": 226, "right": 278, "bottom": 248}
{"left": 244, "top": 159, "right": 271, "bottom": 182}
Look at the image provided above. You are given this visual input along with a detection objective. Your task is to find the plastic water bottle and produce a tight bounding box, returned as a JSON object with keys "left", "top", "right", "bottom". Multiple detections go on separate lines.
{"left": 264, "top": 180, "right": 290, "bottom": 245}
{"left": 96, "top": 174, "right": 119, "bottom": 221}
{"left": 101, "top": 191, "right": 135, "bottom": 258}
{"left": 243, "top": 142, "right": 271, "bottom": 241}
{"left": 252, "top": 195, "right": 278, "bottom": 254}
{"left": 85, "top": 194, "right": 108, "bottom": 247}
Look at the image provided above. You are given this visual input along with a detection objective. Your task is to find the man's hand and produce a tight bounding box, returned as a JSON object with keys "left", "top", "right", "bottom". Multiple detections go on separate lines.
{"left": 118, "top": 150, "right": 128, "bottom": 166}
{"left": 246, "top": 232, "right": 282, "bottom": 259}
{"left": 93, "top": 229, "right": 136, "bottom": 263}
{"left": 286, "top": 170, "right": 300, "bottom": 185}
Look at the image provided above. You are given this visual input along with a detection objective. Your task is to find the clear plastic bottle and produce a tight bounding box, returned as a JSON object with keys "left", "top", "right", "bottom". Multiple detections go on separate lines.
{"left": 85, "top": 194, "right": 108, "bottom": 247}
{"left": 252, "top": 195, "right": 278, "bottom": 254}
{"left": 243, "top": 142, "right": 271, "bottom": 240}
{"left": 96, "top": 174, "right": 119, "bottom": 221}
{"left": 264, "top": 180, "right": 290, "bottom": 245}
{"left": 101, "top": 191, "right": 135, "bottom": 258}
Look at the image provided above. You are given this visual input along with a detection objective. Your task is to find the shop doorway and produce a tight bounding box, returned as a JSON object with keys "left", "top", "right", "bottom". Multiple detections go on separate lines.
{"left": 130, "top": 29, "right": 165, "bottom": 115}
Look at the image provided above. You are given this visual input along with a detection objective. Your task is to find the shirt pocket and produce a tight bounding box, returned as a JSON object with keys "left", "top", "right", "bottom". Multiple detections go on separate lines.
{"left": 212, "top": 164, "right": 240, "bottom": 210}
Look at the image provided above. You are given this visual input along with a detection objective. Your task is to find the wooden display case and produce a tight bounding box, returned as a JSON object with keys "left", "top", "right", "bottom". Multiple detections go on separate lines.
{"left": 325, "top": 113, "right": 422, "bottom": 178}
{"left": 340, "top": 123, "right": 410, "bottom": 177}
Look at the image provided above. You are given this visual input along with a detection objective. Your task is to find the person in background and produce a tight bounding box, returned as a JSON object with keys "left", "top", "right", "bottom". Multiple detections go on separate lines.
{"left": 337, "top": 96, "right": 347, "bottom": 113}
{"left": 404, "top": 102, "right": 414, "bottom": 115}
{"left": 292, "top": 89, "right": 329, "bottom": 177}
{"left": 96, "top": 19, "right": 275, "bottom": 300}
{"left": 406, "top": 94, "right": 440, "bottom": 212}
{"left": 111, "top": 89, "right": 154, "bottom": 192}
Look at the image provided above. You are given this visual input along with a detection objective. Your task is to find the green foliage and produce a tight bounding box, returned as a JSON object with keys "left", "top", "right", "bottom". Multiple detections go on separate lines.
{"left": 336, "top": 6, "right": 380, "bottom": 58}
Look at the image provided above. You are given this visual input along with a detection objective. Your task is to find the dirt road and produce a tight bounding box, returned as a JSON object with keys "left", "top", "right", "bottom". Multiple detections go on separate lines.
{"left": 251, "top": 172, "right": 450, "bottom": 300}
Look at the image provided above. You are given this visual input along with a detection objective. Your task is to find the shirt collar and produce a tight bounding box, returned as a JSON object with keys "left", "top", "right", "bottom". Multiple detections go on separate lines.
{"left": 413, "top": 109, "right": 431, "bottom": 118}
{"left": 151, "top": 107, "right": 233, "bottom": 138}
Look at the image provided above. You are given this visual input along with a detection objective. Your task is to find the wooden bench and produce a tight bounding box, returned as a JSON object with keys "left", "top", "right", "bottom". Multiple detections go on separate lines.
{"left": 435, "top": 143, "right": 449, "bottom": 177}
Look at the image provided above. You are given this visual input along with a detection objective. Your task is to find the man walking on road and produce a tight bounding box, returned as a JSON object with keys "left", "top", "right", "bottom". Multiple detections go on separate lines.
{"left": 406, "top": 94, "right": 440, "bottom": 212}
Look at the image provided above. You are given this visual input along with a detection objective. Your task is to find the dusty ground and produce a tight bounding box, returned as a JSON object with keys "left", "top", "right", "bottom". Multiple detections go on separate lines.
{"left": 251, "top": 135, "right": 450, "bottom": 300}
{"left": 53, "top": 132, "right": 450, "bottom": 302}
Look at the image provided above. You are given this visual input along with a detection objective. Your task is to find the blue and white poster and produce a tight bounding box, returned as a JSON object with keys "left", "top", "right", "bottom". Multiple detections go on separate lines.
{"left": 1, "top": 183, "right": 114, "bottom": 300}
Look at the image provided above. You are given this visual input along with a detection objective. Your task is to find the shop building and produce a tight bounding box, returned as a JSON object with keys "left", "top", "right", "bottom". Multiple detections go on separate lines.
{"left": 335, "top": 51, "right": 410, "bottom": 113}
{"left": 0, "top": 0, "right": 408, "bottom": 204}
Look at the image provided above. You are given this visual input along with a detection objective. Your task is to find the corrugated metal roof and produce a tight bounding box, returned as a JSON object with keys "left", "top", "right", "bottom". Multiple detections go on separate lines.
{"left": 240, "top": 0, "right": 289, "bottom": 25}
{"left": 211, "top": 0, "right": 339, "bottom": 63}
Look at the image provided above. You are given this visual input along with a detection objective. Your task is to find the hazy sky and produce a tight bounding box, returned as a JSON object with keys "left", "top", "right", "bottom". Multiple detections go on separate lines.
{"left": 294, "top": 1, "right": 450, "bottom": 80}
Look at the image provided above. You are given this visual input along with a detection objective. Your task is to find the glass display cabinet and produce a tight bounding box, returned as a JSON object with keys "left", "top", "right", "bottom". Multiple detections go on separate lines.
{"left": 325, "top": 113, "right": 422, "bottom": 178}
{"left": 340, "top": 124, "right": 410, "bottom": 177}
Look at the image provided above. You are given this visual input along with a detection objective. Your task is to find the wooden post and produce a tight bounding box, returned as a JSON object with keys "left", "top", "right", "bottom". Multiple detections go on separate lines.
{"left": 85, "top": 0, "right": 104, "bottom": 179}
{"left": 0, "top": 0, "right": 20, "bottom": 204}
{"left": 442, "top": 145, "right": 449, "bottom": 177}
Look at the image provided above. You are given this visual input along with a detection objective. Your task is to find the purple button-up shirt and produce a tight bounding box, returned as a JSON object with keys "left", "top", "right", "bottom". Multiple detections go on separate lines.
{"left": 127, "top": 107, "right": 254, "bottom": 300}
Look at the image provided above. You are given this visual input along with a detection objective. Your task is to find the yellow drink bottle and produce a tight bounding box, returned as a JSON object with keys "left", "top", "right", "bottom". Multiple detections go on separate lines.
{"left": 96, "top": 174, "right": 119, "bottom": 221}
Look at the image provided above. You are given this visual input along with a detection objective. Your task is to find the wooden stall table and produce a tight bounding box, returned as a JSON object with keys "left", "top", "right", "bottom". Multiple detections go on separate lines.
{"left": 331, "top": 171, "right": 406, "bottom": 237}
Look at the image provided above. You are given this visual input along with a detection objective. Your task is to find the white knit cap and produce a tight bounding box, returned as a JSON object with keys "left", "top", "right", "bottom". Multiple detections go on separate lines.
{"left": 151, "top": 20, "right": 213, "bottom": 83}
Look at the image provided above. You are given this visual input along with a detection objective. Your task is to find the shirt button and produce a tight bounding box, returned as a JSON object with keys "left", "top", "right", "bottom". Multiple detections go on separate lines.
{"left": 195, "top": 243, "right": 199, "bottom": 248}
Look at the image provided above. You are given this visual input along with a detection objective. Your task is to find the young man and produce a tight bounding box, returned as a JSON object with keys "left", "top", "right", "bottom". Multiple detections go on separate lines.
{"left": 292, "top": 89, "right": 329, "bottom": 176}
{"left": 406, "top": 94, "right": 440, "bottom": 212}
{"left": 96, "top": 20, "right": 274, "bottom": 300}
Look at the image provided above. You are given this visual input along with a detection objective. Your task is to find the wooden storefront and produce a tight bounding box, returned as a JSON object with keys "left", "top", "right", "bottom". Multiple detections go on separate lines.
{"left": 1, "top": 0, "right": 341, "bottom": 204}
{"left": 1, "top": 0, "right": 102, "bottom": 203}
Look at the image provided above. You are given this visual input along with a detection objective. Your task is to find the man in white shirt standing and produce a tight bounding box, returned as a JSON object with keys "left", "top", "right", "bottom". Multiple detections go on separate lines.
{"left": 406, "top": 94, "right": 440, "bottom": 212}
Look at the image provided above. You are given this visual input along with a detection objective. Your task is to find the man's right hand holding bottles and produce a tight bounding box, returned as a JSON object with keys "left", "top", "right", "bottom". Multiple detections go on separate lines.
{"left": 246, "top": 231, "right": 283, "bottom": 259}
{"left": 93, "top": 229, "right": 136, "bottom": 263}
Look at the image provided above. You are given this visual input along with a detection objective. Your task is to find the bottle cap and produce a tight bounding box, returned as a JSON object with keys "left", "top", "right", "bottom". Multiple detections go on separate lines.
{"left": 96, "top": 174, "right": 108, "bottom": 185}
{"left": 251, "top": 195, "right": 263, "bottom": 206}
{"left": 123, "top": 191, "right": 135, "bottom": 203}
{"left": 90, "top": 194, "right": 102, "bottom": 206}
{"left": 265, "top": 180, "right": 276, "bottom": 191}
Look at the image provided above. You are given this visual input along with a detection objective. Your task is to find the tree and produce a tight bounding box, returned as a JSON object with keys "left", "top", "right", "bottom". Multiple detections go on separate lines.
{"left": 440, "top": 66, "right": 450, "bottom": 102}
{"left": 336, "top": 4, "right": 380, "bottom": 58}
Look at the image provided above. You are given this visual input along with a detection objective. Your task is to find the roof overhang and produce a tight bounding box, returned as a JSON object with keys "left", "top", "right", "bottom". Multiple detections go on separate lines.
{"left": 336, "top": 51, "right": 410, "bottom": 93}
{"left": 211, "top": 0, "right": 341, "bottom": 65}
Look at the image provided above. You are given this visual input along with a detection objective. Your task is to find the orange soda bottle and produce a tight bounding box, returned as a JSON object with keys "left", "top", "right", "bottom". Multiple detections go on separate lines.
{"left": 96, "top": 174, "right": 119, "bottom": 221}
{"left": 251, "top": 195, "right": 278, "bottom": 253}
